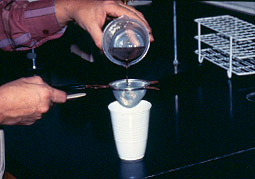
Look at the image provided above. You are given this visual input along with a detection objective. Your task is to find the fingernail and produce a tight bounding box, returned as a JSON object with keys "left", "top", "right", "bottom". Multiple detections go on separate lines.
{"left": 150, "top": 34, "right": 154, "bottom": 41}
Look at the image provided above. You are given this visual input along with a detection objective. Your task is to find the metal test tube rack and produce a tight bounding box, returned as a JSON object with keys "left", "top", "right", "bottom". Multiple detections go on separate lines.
{"left": 195, "top": 15, "right": 255, "bottom": 78}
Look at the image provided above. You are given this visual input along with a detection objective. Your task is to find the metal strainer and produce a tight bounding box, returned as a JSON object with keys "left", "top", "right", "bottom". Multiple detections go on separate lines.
{"left": 109, "top": 79, "right": 150, "bottom": 108}
{"left": 54, "top": 79, "right": 158, "bottom": 108}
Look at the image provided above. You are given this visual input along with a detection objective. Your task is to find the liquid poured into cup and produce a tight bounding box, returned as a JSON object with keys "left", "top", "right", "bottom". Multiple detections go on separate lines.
{"left": 109, "top": 46, "right": 146, "bottom": 84}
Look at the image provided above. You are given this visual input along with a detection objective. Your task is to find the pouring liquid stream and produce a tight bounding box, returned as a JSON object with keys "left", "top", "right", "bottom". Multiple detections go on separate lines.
{"left": 109, "top": 46, "right": 145, "bottom": 86}
{"left": 125, "top": 64, "right": 129, "bottom": 85}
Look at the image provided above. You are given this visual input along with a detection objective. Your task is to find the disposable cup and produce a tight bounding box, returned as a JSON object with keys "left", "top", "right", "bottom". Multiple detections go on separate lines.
{"left": 108, "top": 100, "right": 152, "bottom": 160}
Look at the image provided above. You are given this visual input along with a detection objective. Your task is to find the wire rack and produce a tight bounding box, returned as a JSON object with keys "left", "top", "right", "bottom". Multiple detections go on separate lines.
{"left": 194, "top": 15, "right": 255, "bottom": 41}
{"left": 195, "top": 48, "right": 255, "bottom": 76}
{"left": 194, "top": 33, "right": 255, "bottom": 60}
{"left": 194, "top": 15, "right": 255, "bottom": 78}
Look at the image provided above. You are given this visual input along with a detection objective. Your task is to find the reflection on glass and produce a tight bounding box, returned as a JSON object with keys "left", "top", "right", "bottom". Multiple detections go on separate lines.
{"left": 246, "top": 91, "right": 255, "bottom": 102}
{"left": 173, "top": 0, "right": 179, "bottom": 66}
{"left": 228, "top": 80, "right": 233, "bottom": 119}
{"left": 174, "top": 94, "right": 179, "bottom": 142}
{"left": 119, "top": 159, "right": 146, "bottom": 179}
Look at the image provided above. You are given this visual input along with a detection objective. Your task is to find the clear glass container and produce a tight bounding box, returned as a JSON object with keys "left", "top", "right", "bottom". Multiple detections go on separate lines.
{"left": 102, "top": 15, "right": 150, "bottom": 68}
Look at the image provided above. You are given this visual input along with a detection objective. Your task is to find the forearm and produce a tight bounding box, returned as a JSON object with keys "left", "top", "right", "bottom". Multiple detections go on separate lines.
{"left": 0, "top": 0, "right": 65, "bottom": 51}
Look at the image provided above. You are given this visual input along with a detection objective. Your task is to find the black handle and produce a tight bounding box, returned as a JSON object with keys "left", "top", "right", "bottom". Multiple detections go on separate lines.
{"left": 53, "top": 84, "right": 86, "bottom": 94}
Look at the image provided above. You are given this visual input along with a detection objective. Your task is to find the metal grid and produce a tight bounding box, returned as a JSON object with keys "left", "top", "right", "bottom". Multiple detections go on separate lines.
{"left": 195, "top": 48, "right": 255, "bottom": 76}
{"left": 194, "top": 33, "right": 255, "bottom": 60}
{"left": 194, "top": 15, "right": 255, "bottom": 41}
{"left": 195, "top": 15, "right": 255, "bottom": 78}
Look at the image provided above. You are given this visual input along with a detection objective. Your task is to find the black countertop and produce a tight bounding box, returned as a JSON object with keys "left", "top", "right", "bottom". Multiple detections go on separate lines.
{"left": 3, "top": 65, "right": 255, "bottom": 178}
{"left": 1, "top": 1, "right": 255, "bottom": 178}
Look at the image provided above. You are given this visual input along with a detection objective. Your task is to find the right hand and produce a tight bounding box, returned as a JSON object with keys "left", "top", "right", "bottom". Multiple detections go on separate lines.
{"left": 55, "top": 0, "right": 154, "bottom": 49}
{"left": 0, "top": 76, "right": 67, "bottom": 125}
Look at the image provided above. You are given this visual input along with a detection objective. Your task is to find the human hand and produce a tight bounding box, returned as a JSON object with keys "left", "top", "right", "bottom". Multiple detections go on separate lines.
{"left": 0, "top": 76, "right": 66, "bottom": 125}
{"left": 55, "top": 0, "right": 154, "bottom": 49}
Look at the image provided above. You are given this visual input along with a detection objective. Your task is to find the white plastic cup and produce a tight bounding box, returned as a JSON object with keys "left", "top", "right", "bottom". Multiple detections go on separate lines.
{"left": 108, "top": 100, "right": 152, "bottom": 160}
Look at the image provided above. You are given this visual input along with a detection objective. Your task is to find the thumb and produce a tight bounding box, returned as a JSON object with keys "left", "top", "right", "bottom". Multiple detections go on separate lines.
{"left": 87, "top": 24, "right": 103, "bottom": 49}
{"left": 50, "top": 88, "right": 67, "bottom": 103}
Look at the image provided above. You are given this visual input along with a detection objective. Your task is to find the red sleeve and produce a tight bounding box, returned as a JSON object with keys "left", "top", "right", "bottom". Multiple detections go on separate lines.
{"left": 0, "top": 0, "right": 66, "bottom": 51}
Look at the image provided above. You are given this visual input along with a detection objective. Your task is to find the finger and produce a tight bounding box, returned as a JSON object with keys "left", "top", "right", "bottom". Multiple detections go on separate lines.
{"left": 50, "top": 88, "right": 67, "bottom": 103}
{"left": 23, "top": 117, "right": 41, "bottom": 125}
{"left": 118, "top": 4, "right": 154, "bottom": 42}
{"left": 20, "top": 120, "right": 37, "bottom": 126}
{"left": 105, "top": 3, "right": 152, "bottom": 34}
{"left": 105, "top": 4, "right": 154, "bottom": 41}
{"left": 17, "top": 115, "right": 41, "bottom": 125}
{"left": 87, "top": 24, "right": 103, "bottom": 49}
{"left": 149, "top": 34, "right": 154, "bottom": 42}
{"left": 22, "top": 76, "right": 45, "bottom": 85}
{"left": 118, "top": 3, "right": 147, "bottom": 24}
